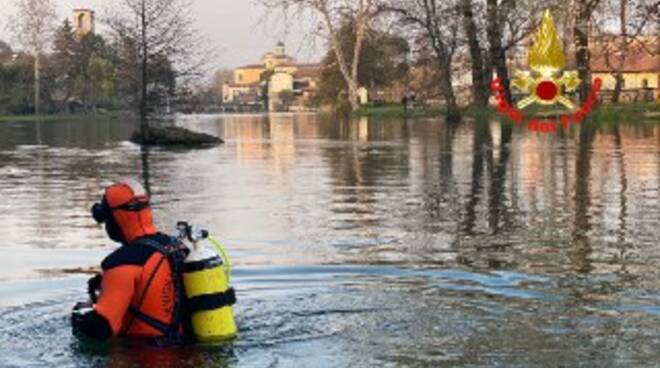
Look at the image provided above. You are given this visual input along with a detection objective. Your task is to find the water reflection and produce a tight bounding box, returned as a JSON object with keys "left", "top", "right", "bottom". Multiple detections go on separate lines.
{"left": 0, "top": 115, "right": 658, "bottom": 277}
{"left": 0, "top": 114, "right": 660, "bottom": 366}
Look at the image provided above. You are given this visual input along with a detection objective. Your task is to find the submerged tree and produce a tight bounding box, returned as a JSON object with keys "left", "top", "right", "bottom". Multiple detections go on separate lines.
{"left": 460, "top": 0, "right": 548, "bottom": 107}
{"left": 12, "top": 0, "right": 57, "bottom": 114}
{"left": 574, "top": 0, "right": 602, "bottom": 103}
{"left": 108, "top": 0, "right": 210, "bottom": 137}
{"left": 460, "top": 0, "right": 489, "bottom": 107}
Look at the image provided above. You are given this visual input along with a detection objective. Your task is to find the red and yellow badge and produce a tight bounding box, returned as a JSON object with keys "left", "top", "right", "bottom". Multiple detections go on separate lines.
{"left": 491, "top": 9, "right": 602, "bottom": 133}
{"left": 513, "top": 10, "right": 580, "bottom": 110}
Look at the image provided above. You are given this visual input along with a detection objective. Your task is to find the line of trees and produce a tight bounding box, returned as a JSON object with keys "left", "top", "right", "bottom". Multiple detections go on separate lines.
{"left": 1, "top": 0, "right": 208, "bottom": 129}
{"left": 2, "top": 0, "right": 655, "bottom": 121}
{"left": 261, "top": 0, "right": 657, "bottom": 121}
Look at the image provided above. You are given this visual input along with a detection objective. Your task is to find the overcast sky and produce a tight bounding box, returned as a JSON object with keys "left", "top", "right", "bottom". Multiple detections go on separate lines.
{"left": 0, "top": 0, "right": 323, "bottom": 70}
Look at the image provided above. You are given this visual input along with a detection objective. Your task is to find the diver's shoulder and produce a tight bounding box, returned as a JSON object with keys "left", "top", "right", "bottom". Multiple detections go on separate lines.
{"left": 101, "top": 243, "right": 156, "bottom": 271}
{"left": 101, "top": 234, "right": 177, "bottom": 271}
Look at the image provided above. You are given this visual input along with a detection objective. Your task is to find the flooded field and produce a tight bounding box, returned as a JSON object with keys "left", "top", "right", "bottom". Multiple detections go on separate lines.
{"left": 0, "top": 114, "right": 659, "bottom": 367}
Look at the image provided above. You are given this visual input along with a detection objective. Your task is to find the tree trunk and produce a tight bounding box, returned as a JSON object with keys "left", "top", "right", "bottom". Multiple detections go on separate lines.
{"left": 426, "top": 17, "right": 461, "bottom": 122}
{"left": 612, "top": 0, "right": 627, "bottom": 103}
{"left": 439, "top": 58, "right": 461, "bottom": 122}
{"left": 612, "top": 73, "right": 623, "bottom": 103}
{"left": 320, "top": 2, "right": 363, "bottom": 112}
{"left": 139, "top": 0, "right": 149, "bottom": 142}
{"left": 34, "top": 53, "right": 40, "bottom": 115}
{"left": 351, "top": 0, "right": 367, "bottom": 110}
{"left": 461, "top": 0, "right": 488, "bottom": 107}
{"left": 574, "top": 0, "right": 597, "bottom": 103}
{"left": 347, "top": 83, "right": 360, "bottom": 111}
{"left": 82, "top": 68, "right": 90, "bottom": 112}
{"left": 486, "top": 0, "right": 511, "bottom": 104}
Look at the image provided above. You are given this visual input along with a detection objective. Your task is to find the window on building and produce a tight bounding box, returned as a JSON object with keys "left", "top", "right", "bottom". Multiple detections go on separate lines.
{"left": 238, "top": 74, "right": 242, "bottom": 82}
{"left": 642, "top": 79, "right": 648, "bottom": 89}
{"left": 78, "top": 13, "right": 85, "bottom": 28}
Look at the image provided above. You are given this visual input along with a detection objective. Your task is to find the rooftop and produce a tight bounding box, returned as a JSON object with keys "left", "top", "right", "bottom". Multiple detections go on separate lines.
{"left": 236, "top": 62, "right": 323, "bottom": 71}
{"left": 591, "top": 36, "right": 659, "bottom": 73}
{"left": 236, "top": 64, "right": 265, "bottom": 70}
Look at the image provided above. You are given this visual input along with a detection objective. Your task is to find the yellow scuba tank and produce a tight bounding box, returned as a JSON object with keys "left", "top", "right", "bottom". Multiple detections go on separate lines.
{"left": 177, "top": 222, "right": 237, "bottom": 341}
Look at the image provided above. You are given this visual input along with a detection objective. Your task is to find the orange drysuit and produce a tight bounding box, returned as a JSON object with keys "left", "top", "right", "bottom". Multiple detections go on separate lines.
{"left": 73, "top": 180, "right": 187, "bottom": 342}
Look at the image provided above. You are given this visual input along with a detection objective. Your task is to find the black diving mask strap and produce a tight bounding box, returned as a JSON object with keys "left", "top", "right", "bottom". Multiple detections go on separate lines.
{"left": 111, "top": 200, "right": 150, "bottom": 212}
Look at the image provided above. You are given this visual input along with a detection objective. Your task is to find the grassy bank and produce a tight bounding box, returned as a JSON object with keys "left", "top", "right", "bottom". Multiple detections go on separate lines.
{"left": 464, "top": 102, "right": 660, "bottom": 122}
{"left": 0, "top": 112, "right": 122, "bottom": 123}
{"left": 356, "top": 101, "right": 659, "bottom": 122}
{"left": 590, "top": 102, "right": 660, "bottom": 122}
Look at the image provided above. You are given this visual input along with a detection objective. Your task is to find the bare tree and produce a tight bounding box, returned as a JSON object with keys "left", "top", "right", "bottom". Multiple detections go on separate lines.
{"left": 260, "top": 0, "right": 383, "bottom": 112}
{"left": 461, "top": 0, "right": 549, "bottom": 107}
{"left": 461, "top": 0, "right": 488, "bottom": 107}
{"left": 594, "top": 0, "right": 657, "bottom": 102}
{"left": 386, "top": 0, "right": 462, "bottom": 122}
{"left": 108, "top": 0, "right": 210, "bottom": 135}
{"left": 485, "top": 0, "right": 552, "bottom": 105}
{"left": 12, "top": 0, "right": 57, "bottom": 115}
{"left": 574, "top": 0, "right": 602, "bottom": 102}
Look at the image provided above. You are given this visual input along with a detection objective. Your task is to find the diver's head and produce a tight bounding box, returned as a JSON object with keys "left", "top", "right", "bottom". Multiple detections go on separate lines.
{"left": 91, "top": 179, "right": 156, "bottom": 244}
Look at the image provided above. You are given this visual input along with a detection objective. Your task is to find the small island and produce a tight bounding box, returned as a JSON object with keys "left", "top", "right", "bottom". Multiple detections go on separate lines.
{"left": 130, "top": 126, "right": 224, "bottom": 147}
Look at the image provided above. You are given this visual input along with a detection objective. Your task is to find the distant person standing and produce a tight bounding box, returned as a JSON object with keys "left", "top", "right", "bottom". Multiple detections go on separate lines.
{"left": 402, "top": 95, "right": 409, "bottom": 115}
{"left": 402, "top": 92, "right": 416, "bottom": 115}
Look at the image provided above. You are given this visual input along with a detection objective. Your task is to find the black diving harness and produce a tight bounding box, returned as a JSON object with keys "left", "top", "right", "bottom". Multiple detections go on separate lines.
{"left": 122, "top": 237, "right": 191, "bottom": 346}
{"left": 120, "top": 235, "right": 237, "bottom": 346}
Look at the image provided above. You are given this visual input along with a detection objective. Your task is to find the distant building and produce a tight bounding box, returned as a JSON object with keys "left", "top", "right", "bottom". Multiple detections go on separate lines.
{"left": 73, "top": 9, "right": 95, "bottom": 36}
{"left": 591, "top": 36, "right": 659, "bottom": 102}
{"left": 222, "top": 42, "right": 322, "bottom": 111}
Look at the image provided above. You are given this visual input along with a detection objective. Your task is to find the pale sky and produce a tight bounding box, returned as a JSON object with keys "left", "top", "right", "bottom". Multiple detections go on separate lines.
{"left": 0, "top": 0, "right": 323, "bottom": 70}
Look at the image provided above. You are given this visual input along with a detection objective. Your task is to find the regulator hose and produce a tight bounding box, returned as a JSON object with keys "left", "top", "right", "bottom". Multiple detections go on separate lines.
{"left": 208, "top": 236, "right": 232, "bottom": 283}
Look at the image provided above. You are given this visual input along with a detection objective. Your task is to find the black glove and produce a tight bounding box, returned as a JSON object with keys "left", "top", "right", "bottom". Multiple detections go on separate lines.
{"left": 87, "top": 274, "right": 102, "bottom": 303}
{"left": 71, "top": 302, "right": 94, "bottom": 336}
{"left": 71, "top": 302, "right": 114, "bottom": 340}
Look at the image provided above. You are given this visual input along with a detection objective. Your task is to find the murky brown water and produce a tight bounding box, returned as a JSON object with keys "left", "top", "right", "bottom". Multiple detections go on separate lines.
{"left": 0, "top": 114, "right": 659, "bottom": 367}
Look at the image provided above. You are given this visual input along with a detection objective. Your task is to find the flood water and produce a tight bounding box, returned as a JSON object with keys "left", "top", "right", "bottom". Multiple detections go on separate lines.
{"left": 0, "top": 114, "right": 659, "bottom": 367}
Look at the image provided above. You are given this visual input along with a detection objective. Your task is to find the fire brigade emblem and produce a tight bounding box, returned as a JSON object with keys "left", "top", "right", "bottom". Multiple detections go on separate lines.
{"left": 512, "top": 10, "right": 580, "bottom": 110}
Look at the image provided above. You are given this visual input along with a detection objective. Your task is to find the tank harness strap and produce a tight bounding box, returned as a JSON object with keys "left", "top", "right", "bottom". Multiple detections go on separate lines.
{"left": 121, "top": 252, "right": 167, "bottom": 335}
{"left": 183, "top": 256, "right": 223, "bottom": 273}
{"left": 186, "top": 287, "right": 237, "bottom": 313}
{"left": 127, "top": 306, "right": 171, "bottom": 334}
{"left": 125, "top": 237, "right": 188, "bottom": 339}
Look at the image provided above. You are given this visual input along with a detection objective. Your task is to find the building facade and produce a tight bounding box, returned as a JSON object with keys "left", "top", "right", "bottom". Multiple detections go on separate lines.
{"left": 591, "top": 36, "right": 659, "bottom": 102}
{"left": 222, "top": 43, "right": 322, "bottom": 111}
{"left": 73, "top": 9, "right": 95, "bottom": 36}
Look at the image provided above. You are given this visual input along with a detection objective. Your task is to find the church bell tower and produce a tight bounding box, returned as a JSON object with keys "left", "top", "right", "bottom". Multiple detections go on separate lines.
{"left": 73, "top": 9, "right": 95, "bottom": 36}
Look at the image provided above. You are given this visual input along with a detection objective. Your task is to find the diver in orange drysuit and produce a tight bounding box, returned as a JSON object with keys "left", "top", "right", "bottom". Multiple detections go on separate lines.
{"left": 71, "top": 179, "right": 189, "bottom": 344}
